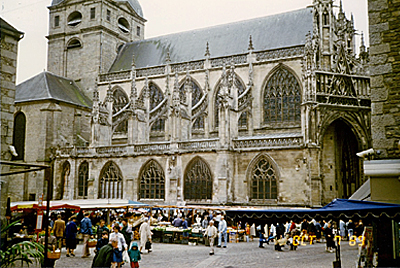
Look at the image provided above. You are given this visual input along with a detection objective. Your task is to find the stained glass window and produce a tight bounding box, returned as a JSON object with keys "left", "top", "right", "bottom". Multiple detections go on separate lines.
{"left": 179, "top": 79, "right": 203, "bottom": 106}
{"left": 78, "top": 161, "right": 89, "bottom": 198}
{"left": 140, "top": 160, "right": 165, "bottom": 200}
{"left": 264, "top": 67, "right": 301, "bottom": 124}
{"left": 99, "top": 162, "right": 123, "bottom": 199}
{"left": 149, "top": 83, "right": 164, "bottom": 110}
{"left": 151, "top": 118, "right": 165, "bottom": 133}
{"left": 113, "top": 88, "right": 129, "bottom": 134}
{"left": 250, "top": 156, "right": 277, "bottom": 200}
{"left": 238, "top": 111, "right": 248, "bottom": 129}
{"left": 184, "top": 158, "right": 212, "bottom": 200}
{"left": 193, "top": 116, "right": 204, "bottom": 130}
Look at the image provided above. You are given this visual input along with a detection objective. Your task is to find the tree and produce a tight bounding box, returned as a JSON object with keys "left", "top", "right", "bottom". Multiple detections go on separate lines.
{"left": 0, "top": 221, "right": 44, "bottom": 268}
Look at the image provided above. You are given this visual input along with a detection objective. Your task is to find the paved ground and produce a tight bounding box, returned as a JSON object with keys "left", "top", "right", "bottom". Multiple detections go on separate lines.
{"left": 50, "top": 239, "right": 359, "bottom": 268}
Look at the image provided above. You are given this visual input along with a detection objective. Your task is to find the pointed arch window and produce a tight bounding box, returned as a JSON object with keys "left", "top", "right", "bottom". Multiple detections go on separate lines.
{"left": 139, "top": 160, "right": 165, "bottom": 200}
{"left": 238, "top": 111, "right": 248, "bottom": 129}
{"left": 184, "top": 158, "right": 212, "bottom": 201}
{"left": 113, "top": 88, "right": 129, "bottom": 134}
{"left": 263, "top": 67, "right": 301, "bottom": 125}
{"left": 12, "top": 112, "right": 26, "bottom": 161}
{"left": 215, "top": 76, "right": 245, "bottom": 128}
{"left": 179, "top": 79, "right": 203, "bottom": 106}
{"left": 99, "top": 162, "right": 123, "bottom": 199}
{"left": 78, "top": 161, "right": 89, "bottom": 198}
{"left": 250, "top": 156, "right": 277, "bottom": 200}
{"left": 149, "top": 82, "right": 164, "bottom": 110}
{"left": 58, "top": 161, "right": 70, "bottom": 200}
{"left": 151, "top": 118, "right": 165, "bottom": 133}
{"left": 193, "top": 116, "right": 204, "bottom": 130}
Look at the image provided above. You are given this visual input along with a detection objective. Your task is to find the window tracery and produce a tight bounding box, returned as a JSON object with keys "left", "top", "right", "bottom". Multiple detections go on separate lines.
{"left": 238, "top": 111, "right": 248, "bottom": 129}
{"left": 113, "top": 88, "right": 129, "bottom": 134}
{"left": 179, "top": 80, "right": 203, "bottom": 106}
{"left": 184, "top": 158, "right": 212, "bottom": 201}
{"left": 139, "top": 160, "right": 165, "bottom": 200}
{"left": 149, "top": 83, "right": 164, "bottom": 110}
{"left": 78, "top": 161, "right": 89, "bottom": 198}
{"left": 99, "top": 162, "right": 123, "bottom": 199}
{"left": 192, "top": 116, "right": 204, "bottom": 130}
{"left": 151, "top": 118, "right": 165, "bottom": 133}
{"left": 263, "top": 67, "right": 301, "bottom": 124}
{"left": 250, "top": 156, "right": 277, "bottom": 200}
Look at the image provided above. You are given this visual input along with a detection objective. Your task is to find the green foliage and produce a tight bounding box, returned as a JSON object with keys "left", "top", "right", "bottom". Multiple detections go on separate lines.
{"left": 0, "top": 221, "right": 44, "bottom": 268}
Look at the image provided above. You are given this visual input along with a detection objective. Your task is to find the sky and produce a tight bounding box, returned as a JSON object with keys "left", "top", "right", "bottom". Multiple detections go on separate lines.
{"left": 0, "top": 0, "right": 369, "bottom": 84}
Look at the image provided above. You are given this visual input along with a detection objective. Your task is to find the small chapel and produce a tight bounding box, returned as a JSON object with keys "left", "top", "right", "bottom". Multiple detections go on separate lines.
{"left": 12, "top": 0, "right": 371, "bottom": 207}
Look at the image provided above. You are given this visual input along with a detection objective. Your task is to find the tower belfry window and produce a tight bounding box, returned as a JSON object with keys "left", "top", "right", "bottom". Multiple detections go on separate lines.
{"left": 106, "top": 10, "right": 111, "bottom": 21}
{"left": 67, "top": 39, "right": 82, "bottom": 49}
{"left": 54, "top": 15, "right": 60, "bottom": 27}
{"left": 118, "top": 18, "right": 130, "bottom": 33}
{"left": 67, "top": 11, "right": 82, "bottom": 27}
{"left": 323, "top": 11, "right": 329, "bottom": 26}
{"left": 90, "top": 7, "right": 96, "bottom": 20}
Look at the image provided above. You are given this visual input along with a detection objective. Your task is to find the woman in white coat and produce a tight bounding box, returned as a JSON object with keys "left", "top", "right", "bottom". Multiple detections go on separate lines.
{"left": 139, "top": 218, "right": 152, "bottom": 253}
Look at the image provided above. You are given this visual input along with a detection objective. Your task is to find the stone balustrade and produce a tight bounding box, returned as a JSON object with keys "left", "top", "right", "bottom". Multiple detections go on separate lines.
{"left": 178, "top": 139, "right": 219, "bottom": 151}
{"left": 233, "top": 135, "right": 304, "bottom": 150}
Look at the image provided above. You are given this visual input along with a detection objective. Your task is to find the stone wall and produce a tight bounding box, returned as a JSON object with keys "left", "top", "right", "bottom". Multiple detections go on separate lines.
{"left": 368, "top": 0, "right": 400, "bottom": 158}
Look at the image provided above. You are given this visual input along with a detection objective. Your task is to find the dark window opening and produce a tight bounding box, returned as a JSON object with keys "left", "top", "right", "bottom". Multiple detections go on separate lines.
{"left": 323, "top": 12, "right": 329, "bottom": 26}
{"left": 250, "top": 157, "right": 278, "bottom": 200}
{"left": 67, "top": 11, "right": 82, "bottom": 27}
{"left": 12, "top": 112, "right": 26, "bottom": 161}
{"left": 67, "top": 39, "right": 82, "bottom": 49}
{"left": 139, "top": 160, "right": 165, "bottom": 200}
{"left": 54, "top": 15, "right": 60, "bottom": 27}
{"left": 78, "top": 162, "right": 89, "bottom": 198}
{"left": 136, "top": 26, "right": 140, "bottom": 36}
{"left": 106, "top": 10, "right": 111, "bottom": 21}
{"left": 90, "top": 7, "right": 96, "bottom": 19}
{"left": 29, "top": 194, "right": 36, "bottom": 201}
{"left": 184, "top": 158, "right": 212, "bottom": 201}
{"left": 118, "top": 17, "right": 130, "bottom": 33}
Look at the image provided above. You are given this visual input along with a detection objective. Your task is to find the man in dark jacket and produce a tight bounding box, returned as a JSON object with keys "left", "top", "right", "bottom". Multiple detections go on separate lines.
{"left": 92, "top": 237, "right": 118, "bottom": 268}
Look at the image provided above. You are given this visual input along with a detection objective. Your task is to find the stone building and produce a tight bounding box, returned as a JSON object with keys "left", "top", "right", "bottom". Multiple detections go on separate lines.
{"left": 12, "top": 0, "right": 372, "bottom": 208}
{"left": 0, "top": 18, "right": 24, "bottom": 214}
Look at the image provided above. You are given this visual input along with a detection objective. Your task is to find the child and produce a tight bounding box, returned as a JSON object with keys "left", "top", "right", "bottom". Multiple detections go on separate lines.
{"left": 95, "top": 231, "right": 109, "bottom": 254}
{"left": 128, "top": 242, "right": 141, "bottom": 268}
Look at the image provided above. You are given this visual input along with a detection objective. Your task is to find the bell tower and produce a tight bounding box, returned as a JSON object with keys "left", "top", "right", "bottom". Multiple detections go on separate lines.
{"left": 46, "top": 0, "right": 146, "bottom": 92}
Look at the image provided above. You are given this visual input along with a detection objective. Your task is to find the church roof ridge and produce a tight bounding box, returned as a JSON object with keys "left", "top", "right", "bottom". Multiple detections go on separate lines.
{"left": 109, "top": 7, "right": 313, "bottom": 72}
{"left": 16, "top": 71, "right": 92, "bottom": 109}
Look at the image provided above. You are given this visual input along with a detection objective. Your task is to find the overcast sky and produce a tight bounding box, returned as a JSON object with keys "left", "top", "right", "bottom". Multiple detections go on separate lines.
{"left": 1, "top": 0, "right": 368, "bottom": 84}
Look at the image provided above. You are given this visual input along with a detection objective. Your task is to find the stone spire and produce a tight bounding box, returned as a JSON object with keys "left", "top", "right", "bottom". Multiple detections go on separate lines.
{"left": 130, "top": 54, "right": 137, "bottom": 109}
{"left": 205, "top": 42, "right": 210, "bottom": 57}
{"left": 248, "top": 35, "right": 254, "bottom": 51}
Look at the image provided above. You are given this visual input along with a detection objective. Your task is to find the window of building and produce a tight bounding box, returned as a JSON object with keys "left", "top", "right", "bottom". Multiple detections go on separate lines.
{"left": 12, "top": 112, "right": 26, "bottom": 161}
{"left": 263, "top": 67, "right": 301, "bottom": 125}
{"left": 323, "top": 11, "right": 329, "bottom": 26}
{"left": 106, "top": 9, "right": 111, "bottom": 21}
{"left": 151, "top": 118, "right": 165, "bottom": 133}
{"left": 139, "top": 160, "right": 165, "bottom": 200}
{"left": 136, "top": 26, "right": 140, "bottom": 36}
{"left": 250, "top": 156, "right": 277, "bottom": 200}
{"left": 54, "top": 15, "right": 60, "bottom": 27}
{"left": 29, "top": 194, "right": 36, "bottom": 201}
{"left": 184, "top": 157, "right": 212, "bottom": 201}
{"left": 179, "top": 78, "right": 203, "bottom": 106}
{"left": 112, "top": 88, "right": 129, "bottom": 134}
{"left": 78, "top": 161, "right": 89, "bottom": 198}
{"left": 67, "top": 39, "right": 82, "bottom": 49}
{"left": 118, "top": 17, "right": 130, "bottom": 33}
{"left": 90, "top": 7, "right": 96, "bottom": 19}
{"left": 67, "top": 11, "right": 82, "bottom": 27}
{"left": 99, "top": 162, "right": 123, "bottom": 199}
{"left": 148, "top": 82, "right": 164, "bottom": 110}
{"left": 192, "top": 116, "right": 204, "bottom": 130}
{"left": 238, "top": 111, "right": 248, "bottom": 129}
{"left": 58, "top": 161, "right": 70, "bottom": 200}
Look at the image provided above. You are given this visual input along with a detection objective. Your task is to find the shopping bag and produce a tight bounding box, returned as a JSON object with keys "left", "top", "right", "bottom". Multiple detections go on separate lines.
{"left": 122, "top": 250, "right": 130, "bottom": 263}
{"left": 145, "top": 241, "right": 152, "bottom": 250}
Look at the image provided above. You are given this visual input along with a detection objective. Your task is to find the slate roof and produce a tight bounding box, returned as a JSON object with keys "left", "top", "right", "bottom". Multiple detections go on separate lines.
{"left": 51, "top": 0, "right": 144, "bottom": 18}
{"left": 109, "top": 7, "right": 313, "bottom": 72}
{"left": 0, "top": 18, "right": 24, "bottom": 40}
{"left": 16, "top": 72, "right": 92, "bottom": 109}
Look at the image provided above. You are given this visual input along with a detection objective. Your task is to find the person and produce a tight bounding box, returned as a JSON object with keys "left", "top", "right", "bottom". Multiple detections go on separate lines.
{"left": 181, "top": 217, "right": 189, "bottom": 238}
{"left": 259, "top": 230, "right": 268, "bottom": 248}
{"left": 339, "top": 219, "right": 346, "bottom": 239}
{"left": 315, "top": 220, "right": 322, "bottom": 242}
{"left": 217, "top": 216, "right": 227, "bottom": 248}
{"left": 347, "top": 219, "right": 355, "bottom": 238}
{"left": 267, "top": 223, "right": 276, "bottom": 243}
{"left": 109, "top": 225, "right": 127, "bottom": 268}
{"left": 325, "top": 222, "right": 335, "bottom": 253}
{"left": 250, "top": 223, "right": 256, "bottom": 241}
{"left": 139, "top": 218, "right": 152, "bottom": 253}
{"left": 97, "top": 219, "right": 110, "bottom": 240}
{"left": 40, "top": 226, "right": 57, "bottom": 268}
{"left": 95, "top": 231, "right": 109, "bottom": 253}
{"left": 121, "top": 219, "right": 132, "bottom": 248}
{"left": 201, "top": 216, "right": 209, "bottom": 230}
{"left": 53, "top": 214, "right": 65, "bottom": 250}
{"left": 172, "top": 216, "right": 182, "bottom": 227}
{"left": 65, "top": 216, "right": 78, "bottom": 257}
{"left": 245, "top": 223, "right": 250, "bottom": 242}
{"left": 92, "top": 237, "right": 119, "bottom": 268}
{"left": 81, "top": 211, "right": 94, "bottom": 258}
{"left": 128, "top": 242, "right": 141, "bottom": 268}
{"left": 204, "top": 220, "right": 218, "bottom": 255}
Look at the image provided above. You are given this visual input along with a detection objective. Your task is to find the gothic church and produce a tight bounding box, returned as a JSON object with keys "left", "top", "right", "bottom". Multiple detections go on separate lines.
{"left": 13, "top": 0, "right": 371, "bottom": 207}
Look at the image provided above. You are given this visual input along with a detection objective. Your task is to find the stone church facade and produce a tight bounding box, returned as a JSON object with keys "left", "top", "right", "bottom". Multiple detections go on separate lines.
{"left": 14, "top": 0, "right": 372, "bottom": 208}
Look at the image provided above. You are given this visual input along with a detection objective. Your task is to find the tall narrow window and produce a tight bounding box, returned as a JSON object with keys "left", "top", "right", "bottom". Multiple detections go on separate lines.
{"left": 151, "top": 118, "right": 165, "bottom": 133}
{"left": 136, "top": 26, "right": 140, "bottom": 36}
{"left": 78, "top": 161, "right": 89, "bottom": 198}
{"left": 263, "top": 67, "right": 301, "bottom": 125}
{"left": 250, "top": 156, "right": 278, "bottom": 200}
{"left": 58, "top": 161, "right": 70, "bottom": 200}
{"left": 139, "top": 160, "right": 165, "bottom": 200}
{"left": 90, "top": 7, "right": 96, "bottom": 19}
{"left": 54, "top": 15, "right": 60, "bottom": 27}
{"left": 238, "top": 111, "right": 248, "bottom": 129}
{"left": 184, "top": 157, "right": 212, "bottom": 201}
{"left": 323, "top": 11, "right": 329, "bottom": 26}
{"left": 112, "top": 88, "right": 129, "bottom": 134}
{"left": 149, "top": 83, "right": 164, "bottom": 110}
{"left": 12, "top": 112, "right": 26, "bottom": 161}
{"left": 99, "top": 162, "right": 123, "bottom": 199}
{"left": 106, "top": 9, "right": 111, "bottom": 21}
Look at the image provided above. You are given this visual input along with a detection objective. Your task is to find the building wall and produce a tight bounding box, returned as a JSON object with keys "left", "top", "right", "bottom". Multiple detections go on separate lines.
{"left": 368, "top": 0, "right": 400, "bottom": 159}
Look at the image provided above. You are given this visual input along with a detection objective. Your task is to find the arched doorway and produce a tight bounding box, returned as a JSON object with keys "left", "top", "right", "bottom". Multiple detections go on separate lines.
{"left": 321, "top": 119, "right": 361, "bottom": 202}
